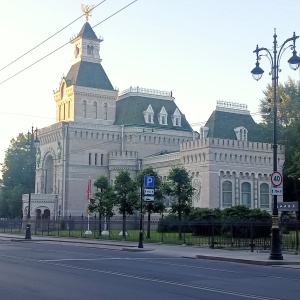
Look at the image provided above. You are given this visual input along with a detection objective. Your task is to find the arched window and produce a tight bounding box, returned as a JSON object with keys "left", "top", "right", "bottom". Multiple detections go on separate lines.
{"left": 241, "top": 182, "right": 251, "bottom": 207}
{"left": 95, "top": 153, "right": 98, "bottom": 165}
{"left": 222, "top": 181, "right": 232, "bottom": 208}
{"left": 83, "top": 100, "right": 87, "bottom": 118}
{"left": 93, "top": 101, "right": 97, "bottom": 119}
{"left": 260, "top": 183, "right": 269, "bottom": 209}
{"left": 87, "top": 44, "right": 94, "bottom": 56}
{"left": 104, "top": 103, "right": 108, "bottom": 120}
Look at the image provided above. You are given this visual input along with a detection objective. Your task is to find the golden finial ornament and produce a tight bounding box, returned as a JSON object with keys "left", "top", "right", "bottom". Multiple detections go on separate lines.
{"left": 81, "top": 4, "right": 95, "bottom": 22}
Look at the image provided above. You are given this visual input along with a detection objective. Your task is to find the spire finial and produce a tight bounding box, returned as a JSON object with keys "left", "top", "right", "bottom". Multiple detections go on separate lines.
{"left": 81, "top": 4, "right": 94, "bottom": 22}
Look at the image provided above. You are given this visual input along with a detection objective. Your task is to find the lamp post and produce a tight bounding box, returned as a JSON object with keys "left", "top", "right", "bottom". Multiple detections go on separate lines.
{"left": 251, "top": 30, "right": 300, "bottom": 260}
{"left": 24, "top": 126, "right": 40, "bottom": 240}
{"left": 138, "top": 159, "right": 144, "bottom": 248}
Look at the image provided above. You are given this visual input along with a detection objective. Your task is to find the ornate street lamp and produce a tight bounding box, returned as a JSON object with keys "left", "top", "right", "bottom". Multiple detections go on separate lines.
{"left": 251, "top": 30, "right": 300, "bottom": 260}
{"left": 24, "top": 126, "right": 40, "bottom": 240}
{"left": 138, "top": 159, "right": 144, "bottom": 248}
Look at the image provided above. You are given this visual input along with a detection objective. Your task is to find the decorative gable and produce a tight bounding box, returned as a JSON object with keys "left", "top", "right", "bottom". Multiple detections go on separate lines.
{"left": 234, "top": 126, "right": 248, "bottom": 141}
{"left": 143, "top": 105, "right": 154, "bottom": 124}
{"left": 171, "top": 108, "right": 181, "bottom": 126}
{"left": 158, "top": 106, "right": 168, "bottom": 125}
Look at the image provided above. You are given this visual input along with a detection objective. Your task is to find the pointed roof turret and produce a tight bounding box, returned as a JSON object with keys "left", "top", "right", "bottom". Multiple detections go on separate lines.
{"left": 78, "top": 22, "right": 99, "bottom": 41}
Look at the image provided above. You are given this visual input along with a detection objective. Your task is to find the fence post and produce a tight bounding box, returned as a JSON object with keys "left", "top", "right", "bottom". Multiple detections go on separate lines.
{"left": 250, "top": 223, "right": 254, "bottom": 252}
{"left": 81, "top": 214, "right": 83, "bottom": 238}
{"left": 69, "top": 214, "right": 71, "bottom": 237}
{"left": 183, "top": 221, "right": 186, "bottom": 245}
{"left": 296, "top": 220, "right": 299, "bottom": 255}
{"left": 161, "top": 214, "right": 164, "bottom": 244}
{"left": 94, "top": 214, "right": 97, "bottom": 238}
{"left": 210, "top": 221, "right": 215, "bottom": 249}
{"left": 47, "top": 219, "right": 50, "bottom": 236}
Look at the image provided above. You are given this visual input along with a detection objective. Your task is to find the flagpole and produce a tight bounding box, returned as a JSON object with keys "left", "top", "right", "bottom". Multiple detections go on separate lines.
{"left": 85, "top": 177, "right": 92, "bottom": 235}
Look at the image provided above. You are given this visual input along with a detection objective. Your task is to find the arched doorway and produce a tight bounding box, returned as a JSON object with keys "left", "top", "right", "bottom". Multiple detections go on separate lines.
{"left": 43, "top": 209, "right": 50, "bottom": 220}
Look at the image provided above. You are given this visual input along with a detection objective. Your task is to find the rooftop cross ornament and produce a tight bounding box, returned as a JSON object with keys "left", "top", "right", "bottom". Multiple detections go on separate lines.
{"left": 81, "top": 4, "right": 95, "bottom": 22}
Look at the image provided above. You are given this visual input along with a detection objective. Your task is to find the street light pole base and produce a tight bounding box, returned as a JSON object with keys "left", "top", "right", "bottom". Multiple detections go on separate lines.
{"left": 138, "top": 231, "right": 144, "bottom": 248}
{"left": 269, "top": 226, "right": 283, "bottom": 260}
{"left": 25, "top": 223, "right": 31, "bottom": 240}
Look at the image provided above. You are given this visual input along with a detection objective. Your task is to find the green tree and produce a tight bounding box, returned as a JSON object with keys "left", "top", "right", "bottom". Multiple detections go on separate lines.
{"left": 259, "top": 77, "right": 300, "bottom": 126}
{"left": 88, "top": 176, "right": 116, "bottom": 235}
{"left": 114, "top": 170, "right": 139, "bottom": 239}
{"left": 163, "top": 166, "right": 194, "bottom": 238}
{"left": 135, "top": 166, "right": 165, "bottom": 239}
{"left": 0, "top": 133, "right": 33, "bottom": 218}
{"left": 258, "top": 77, "right": 300, "bottom": 203}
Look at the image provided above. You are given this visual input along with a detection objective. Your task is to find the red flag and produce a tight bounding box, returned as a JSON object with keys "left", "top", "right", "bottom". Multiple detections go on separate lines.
{"left": 87, "top": 179, "right": 91, "bottom": 201}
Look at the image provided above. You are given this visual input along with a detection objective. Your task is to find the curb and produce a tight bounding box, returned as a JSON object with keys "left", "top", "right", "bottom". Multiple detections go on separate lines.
{"left": 195, "top": 255, "right": 300, "bottom": 265}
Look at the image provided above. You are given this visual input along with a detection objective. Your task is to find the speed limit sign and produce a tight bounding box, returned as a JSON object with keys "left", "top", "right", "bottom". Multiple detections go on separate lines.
{"left": 271, "top": 171, "right": 282, "bottom": 187}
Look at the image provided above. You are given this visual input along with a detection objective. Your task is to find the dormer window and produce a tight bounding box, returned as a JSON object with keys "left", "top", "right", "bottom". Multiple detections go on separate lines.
{"left": 171, "top": 108, "right": 181, "bottom": 127}
{"left": 234, "top": 126, "right": 248, "bottom": 141}
{"left": 143, "top": 105, "right": 154, "bottom": 124}
{"left": 200, "top": 126, "right": 209, "bottom": 139}
{"left": 158, "top": 106, "right": 168, "bottom": 125}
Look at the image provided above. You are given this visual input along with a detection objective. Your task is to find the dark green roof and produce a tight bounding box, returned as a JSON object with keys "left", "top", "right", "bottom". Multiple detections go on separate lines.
{"left": 205, "top": 110, "right": 264, "bottom": 142}
{"left": 114, "top": 95, "right": 193, "bottom": 131}
{"left": 78, "top": 22, "right": 99, "bottom": 40}
{"left": 65, "top": 61, "right": 114, "bottom": 90}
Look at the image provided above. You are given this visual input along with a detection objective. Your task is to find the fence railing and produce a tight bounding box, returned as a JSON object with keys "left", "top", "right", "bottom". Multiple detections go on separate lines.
{"left": 0, "top": 218, "right": 299, "bottom": 252}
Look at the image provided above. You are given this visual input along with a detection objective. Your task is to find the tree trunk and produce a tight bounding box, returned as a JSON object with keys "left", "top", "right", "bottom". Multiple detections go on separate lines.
{"left": 122, "top": 211, "right": 126, "bottom": 240}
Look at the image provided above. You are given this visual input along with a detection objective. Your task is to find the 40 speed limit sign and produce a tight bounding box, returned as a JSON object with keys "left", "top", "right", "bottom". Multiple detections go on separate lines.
{"left": 271, "top": 171, "right": 282, "bottom": 187}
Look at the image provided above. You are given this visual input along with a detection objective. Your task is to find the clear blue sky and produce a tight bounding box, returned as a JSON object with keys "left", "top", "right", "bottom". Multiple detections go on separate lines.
{"left": 1, "top": 0, "right": 300, "bottom": 178}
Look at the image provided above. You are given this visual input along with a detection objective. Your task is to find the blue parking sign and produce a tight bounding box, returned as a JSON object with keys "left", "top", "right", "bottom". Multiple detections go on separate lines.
{"left": 144, "top": 175, "right": 155, "bottom": 188}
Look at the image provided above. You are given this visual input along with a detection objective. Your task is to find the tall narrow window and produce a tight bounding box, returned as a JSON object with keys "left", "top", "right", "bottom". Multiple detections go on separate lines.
{"left": 58, "top": 105, "right": 61, "bottom": 121}
{"left": 93, "top": 101, "right": 97, "bottom": 119}
{"left": 88, "top": 153, "right": 92, "bottom": 165}
{"left": 260, "top": 183, "right": 269, "bottom": 209}
{"left": 222, "top": 181, "right": 232, "bottom": 208}
{"left": 63, "top": 103, "right": 66, "bottom": 120}
{"left": 104, "top": 103, "right": 108, "bottom": 120}
{"left": 68, "top": 101, "right": 71, "bottom": 118}
{"left": 95, "top": 153, "right": 98, "bottom": 165}
{"left": 100, "top": 154, "right": 104, "bottom": 165}
{"left": 83, "top": 100, "right": 87, "bottom": 118}
{"left": 241, "top": 182, "right": 251, "bottom": 207}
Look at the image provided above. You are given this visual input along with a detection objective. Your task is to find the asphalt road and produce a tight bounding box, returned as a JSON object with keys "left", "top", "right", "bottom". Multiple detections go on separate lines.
{"left": 0, "top": 239, "right": 299, "bottom": 300}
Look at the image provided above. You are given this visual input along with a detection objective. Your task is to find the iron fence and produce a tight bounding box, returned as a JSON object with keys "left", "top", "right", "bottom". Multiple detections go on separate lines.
{"left": 0, "top": 217, "right": 299, "bottom": 252}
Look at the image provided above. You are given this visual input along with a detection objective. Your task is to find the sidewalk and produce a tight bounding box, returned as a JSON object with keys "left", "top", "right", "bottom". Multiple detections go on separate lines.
{"left": 1, "top": 233, "right": 300, "bottom": 267}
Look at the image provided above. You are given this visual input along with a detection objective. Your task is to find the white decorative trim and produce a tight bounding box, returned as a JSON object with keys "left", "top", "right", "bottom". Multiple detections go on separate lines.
{"left": 216, "top": 100, "right": 250, "bottom": 115}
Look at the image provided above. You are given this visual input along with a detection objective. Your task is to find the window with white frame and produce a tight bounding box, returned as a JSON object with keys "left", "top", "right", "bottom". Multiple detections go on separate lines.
{"left": 143, "top": 105, "right": 154, "bottom": 124}
{"left": 158, "top": 106, "right": 168, "bottom": 125}
{"left": 222, "top": 181, "right": 233, "bottom": 208}
{"left": 260, "top": 183, "right": 269, "bottom": 209}
{"left": 241, "top": 182, "right": 251, "bottom": 207}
